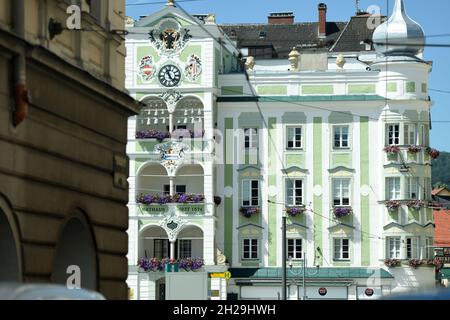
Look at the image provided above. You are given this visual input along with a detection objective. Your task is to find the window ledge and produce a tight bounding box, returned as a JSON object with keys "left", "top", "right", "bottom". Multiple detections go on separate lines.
{"left": 333, "top": 259, "right": 351, "bottom": 262}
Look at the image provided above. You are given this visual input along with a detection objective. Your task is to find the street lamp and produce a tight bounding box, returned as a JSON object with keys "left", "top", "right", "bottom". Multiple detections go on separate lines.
{"left": 288, "top": 252, "right": 320, "bottom": 300}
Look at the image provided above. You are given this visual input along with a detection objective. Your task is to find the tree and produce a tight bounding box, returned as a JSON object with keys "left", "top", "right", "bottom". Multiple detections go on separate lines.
{"left": 432, "top": 151, "right": 450, "bottom": 188}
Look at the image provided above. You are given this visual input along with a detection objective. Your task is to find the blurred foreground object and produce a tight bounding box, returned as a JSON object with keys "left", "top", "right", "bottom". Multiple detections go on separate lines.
{"left": 0, "top": 283, "right": 105, "bottom": 300}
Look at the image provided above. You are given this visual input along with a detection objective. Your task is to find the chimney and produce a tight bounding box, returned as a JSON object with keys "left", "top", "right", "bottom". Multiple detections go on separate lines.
{"left": 268, "top": 12, "right": 294, "bottom": 25}
{"left": 318, "top": 3, "right": 327, "bottom": 38}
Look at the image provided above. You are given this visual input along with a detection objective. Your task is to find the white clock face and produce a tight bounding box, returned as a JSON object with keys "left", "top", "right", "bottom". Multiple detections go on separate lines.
{"left": 158, "top": 65, "right": 181, "bottom": 87}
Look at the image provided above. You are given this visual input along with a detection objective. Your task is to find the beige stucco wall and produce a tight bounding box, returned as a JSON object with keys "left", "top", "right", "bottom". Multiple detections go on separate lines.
{"left": 0, "top": 0, "right": 126, "bottom": 91}
{"left": 0, "top": 0, "right": 139, "bottom": 300}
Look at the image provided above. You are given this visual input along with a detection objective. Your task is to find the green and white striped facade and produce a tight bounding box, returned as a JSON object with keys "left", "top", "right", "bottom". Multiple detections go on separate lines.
{"left": 126, "top": 1, "right": 435, "bottom": 300}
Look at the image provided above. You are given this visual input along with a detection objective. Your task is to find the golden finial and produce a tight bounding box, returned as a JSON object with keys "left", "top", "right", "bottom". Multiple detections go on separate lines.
{"left": 167, "top": 0, "right": 175, "bottom": 6}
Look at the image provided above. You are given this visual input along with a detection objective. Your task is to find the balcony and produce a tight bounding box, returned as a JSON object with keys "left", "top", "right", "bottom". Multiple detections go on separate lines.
{"left": 134, "top": 95, "right": 211, "bottom": 153}
{"left": 384, "top": 145, "right": 439, "bottom": 165}
{"left": 137, "top": 200, "right": 206, "bottom": 216}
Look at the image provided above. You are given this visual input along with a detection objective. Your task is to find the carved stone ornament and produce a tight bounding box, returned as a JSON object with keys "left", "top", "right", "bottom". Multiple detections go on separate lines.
{"left": 288, "top": 47, "right": 300, "bottom": 71}
{"left": 205, "top": 13, "right": 216, "bottom": 25}
{"left": 336, "top": 54, "right": 346, "bottom": 69}
{"left": 216, "top": 248, "right": 227, "bottom": 265}
{"left": 149, "top": 19, "right": 192, "bottom": 57}
{"left": 125, "top": 16, "right": 134, "bottom": 27}
{"left": 154, "top": 141, "right": 190, "bottom": 176}
{"left": 159, "top": 90, "right": 182, "bottom": 113}
{"left": 245, "top": 56, "right": 255, "bottom": 71}
{"left": 159, "top": 206, "right": 186, "bottom": 242}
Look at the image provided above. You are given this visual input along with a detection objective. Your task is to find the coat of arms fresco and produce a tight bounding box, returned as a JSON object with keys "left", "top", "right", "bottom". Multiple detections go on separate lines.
{"left": 138, "top": 55, "right": 156, "bottom": 82}
{"left": 184, "top": 54, "right": 202, "bottom": 82}
{"left": 155, "top": 142, "right": 190, "bottom": 175}
{"left": 149, "top": 19, "right": 192, "bottom": 57}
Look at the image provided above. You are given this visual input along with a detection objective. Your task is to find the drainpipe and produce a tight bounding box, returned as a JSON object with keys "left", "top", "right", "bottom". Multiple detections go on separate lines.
{"left": 13, "top": 0, "right": 29, "bottom": 127}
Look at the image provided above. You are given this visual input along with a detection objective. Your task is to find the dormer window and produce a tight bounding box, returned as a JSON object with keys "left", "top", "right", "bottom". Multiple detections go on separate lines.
{"left": 259, "top": 31, "right": 267, "bottom": 39}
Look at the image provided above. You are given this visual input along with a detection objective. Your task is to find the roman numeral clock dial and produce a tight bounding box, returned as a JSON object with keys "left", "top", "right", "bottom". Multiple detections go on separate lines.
{"left": 158, "top": 65, "right": 181, "bottom": 87}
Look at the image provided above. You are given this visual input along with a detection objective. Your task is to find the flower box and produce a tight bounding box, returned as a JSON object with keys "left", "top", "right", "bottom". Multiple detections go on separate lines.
{"left": 384, "top": 259, "right": 401, "bottom": 268}
{"left": 385, "top": 200, "right": 401, "bottom": 212}
{"left": 333, "top": 206, "right": 353, "bottom": 218}
{"left": 383, "top": 145, "right": 401, "bottom": 154}
{"left": 426, "top": 147, "right": 440, "bottom": 160}
{"left": 178, "top": 257, "right": 204, "bottom": 271}
{"left": 137, "top": 257, "right": 204, "bottom": 272}
{"left": 408, "top": 259, "right": 422, "bottom": 269}
{"left": 407, "top": 200, "right": 426, "bottom": 211}
{"left": 407, "top": 145, "right": 422, "bottom": 154}
{"left": 136, "top": 193, "right": 205, "bottom": 205}
{"left": 285, "top": 206, "right": 306, "bottom": 217}
{"left": 136, "top": 130, "right": 171, "bottom": 142}
{"left": 240, "top": 207, "right": 260, "bottom": 218}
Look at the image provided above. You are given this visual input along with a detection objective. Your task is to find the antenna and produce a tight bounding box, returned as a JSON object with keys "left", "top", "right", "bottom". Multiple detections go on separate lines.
{"left": 356, "top": 0, "right": 360, "bottom": 13}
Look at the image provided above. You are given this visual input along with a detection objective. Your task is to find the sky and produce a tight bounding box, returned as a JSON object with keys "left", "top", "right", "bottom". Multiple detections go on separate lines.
{"left": 126, "top": 0, "right": 450, "bottom": 152}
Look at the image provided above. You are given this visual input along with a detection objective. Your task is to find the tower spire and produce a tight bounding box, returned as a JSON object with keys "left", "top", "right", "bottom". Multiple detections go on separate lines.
{"left": 355, "top": 0, "right": 360, "bottom": 13}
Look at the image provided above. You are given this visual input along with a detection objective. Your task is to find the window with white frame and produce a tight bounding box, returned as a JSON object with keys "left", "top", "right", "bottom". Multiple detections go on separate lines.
{"left": 425, "top": 237, "right": 434, "bottom": 259}
{"left": 404, "top": 124, "right": 417, "bottom": 145}
{"left": 420, "top": 124, "right": 429, "bottom": 146}
{"left": 406, "top": 177, "right": 419, "bottom": 200}
{"left": 287, "top": 238, "right": 302, "bottom": 260}
{"left": 423, "top": 178, "right": 432, "bottom": 201}
{"left": 386, "top": 177, "right": 401, "bottom": 200}
{"left": 244, "top": 128, "right": 258, "bottom": 149}
{"left": 333, "top": 125, "right": 350, "bottom": 148}
{"left": 242, "top": 238, "right": 258, "bottom": 259}
{"left": 387, "top": 124, "right": 400, "bottom": 145}
{"left": 242, "top": 180, "right": 259, "bottom": 206}
{"left": 286, "top": 179, "right": 303, "bottom": 206}
{"left": 163, "top": 185, "right": 186, "bottom": 195}
{"left": 154, "top": 239, "right": 169, "bottom": 259}
{"left": 333, "top": 238, "right": 350, "bottom": 260}
{"left": 406, "top": 237, "right": 419, "bottom": 259}
{"left": 286, "top": 126, "right": 302, "bottom": 149}
{"left": 387, "top": 237, "right": 401, "bottom": 259}
{"left": 332, "top": 179, "right": 350, "bottom": 206}
{"left": 178, "top": 239, "right": 192, "bottom": 259}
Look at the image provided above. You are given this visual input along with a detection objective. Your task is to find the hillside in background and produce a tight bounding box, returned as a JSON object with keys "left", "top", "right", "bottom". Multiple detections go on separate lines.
{"left": 432, "top": 151, "right": 450, "bottom": 188}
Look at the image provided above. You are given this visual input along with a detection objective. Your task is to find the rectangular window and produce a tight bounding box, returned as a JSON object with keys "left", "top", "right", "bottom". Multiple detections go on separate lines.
{"left": 242, "top": 180, "right": 259, "bottom": 206}
{"left": 406, "top": 237, "right": 419, "bottom": 259}
{"left": 176, "top": 185, "right": 186, "bottom": 194}
{"left": 404, "top": 124, "right": 417, "bottom": 145}
{"left": 333, "top": 238, "right": 350, "bottom": 260}
{"left": 333, "top": 179, "right": 350, "bottom": 206}
{"left": 286, "top": 179, "right": 303, "bottom": 206}
{"left": 163, "top": 185, "right": 186, "bottom": 195}
{"left": 164, "top": 185, "right": 170, "bottom": 195}
{"left": 387, "top": 237, "right": 401, "bottom": 259}
{"left": 387, "top": 124, "right": 400, "bottom": 145}
{"left": 421, "top": 125, "right": 429, "bottom": 147}
{"left": 423, "top": 178, "right": 431, "bottom": 201}
{"left": 425, "top": 237, "right": 434, "bottom": 259}
{"left": 286, "top": 127, "right": 302, "bottom": 149}
{"left": 154, "top": 239, "right": 169, "bottom": 259}
{"left": 178, "top": 239, "right": 192, "bottom": 259}
{"left": 287, "top": 239, "right": 303, "bottom": 260}
{"left": 386, "top": 177, "right": 401, "bottom": 200}
{"left": 333, "top": 125, "right": 349, "bottom": 148}
{"left": 244, "top": 128, "right": 258, "bottom": 149}
{"left": 242, "top": 238, "right": 258, "bottom": 259}
{"left": 86, "top": 0, "right": 102, "bottom": 23}
{"left": 406, "top": 178, "right": 419, "bottom": 200}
